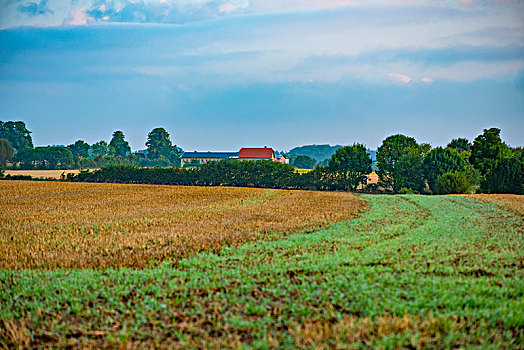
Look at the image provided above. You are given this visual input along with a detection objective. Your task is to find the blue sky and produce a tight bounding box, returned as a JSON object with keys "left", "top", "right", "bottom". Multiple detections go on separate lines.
{"left": 0, "top": 0, "right": 523, "bottom": 151}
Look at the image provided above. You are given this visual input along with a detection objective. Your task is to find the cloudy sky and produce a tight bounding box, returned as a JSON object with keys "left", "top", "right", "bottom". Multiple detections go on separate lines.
{"left": 0, "top": 0, "right": 523, "bottom": 151}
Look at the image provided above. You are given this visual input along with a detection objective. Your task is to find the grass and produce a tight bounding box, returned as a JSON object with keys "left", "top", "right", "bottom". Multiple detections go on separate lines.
{"left": 0, "top": 181, "right": 363, "bottom": 269}
{"left": 0, "top": 193, "right": 523, "bottom": 348}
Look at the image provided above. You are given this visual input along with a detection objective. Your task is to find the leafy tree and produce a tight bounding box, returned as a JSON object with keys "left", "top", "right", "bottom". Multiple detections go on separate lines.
{"left": 435, "top": 171, "right": 470, "bottom": 195}
{"left": 14, "top": 148, "right": 36, "bottom": 169}
{"left": 43, "top": 147, "right": 74, "bottom": 169}
{"left": 458, "top": 151, "right": 481, "bottom": 189}
{"left": 328, "top": 144, "right": 372, "bottom": 190}
{"left": 0, "top": 121, "right": 33, "bottom": 151}
{"left": 481, "top": 154, "right": 524, "bottom": 194}
{"left": 14, "top": 147, "right": 73, "bottom": 169}
{"left": 394, "top": 146, "right": 426, "bottom": 193}
{"left": 447, "top": 138, "right": 471, "bottom": 153}
{"left": 145, "top": 127, "right": 182, "bottom": 165}
{"left": 469, "top": 128, "right": 523, "bottom": 194}
{"left": 92, "top": 141, "right": 114, "bottom": 158}
{"left": 423, "top": 147, "right": 466, "bottom": 193}
{"left": 376, "top": 134, "right": 418, "bottom": 190}
{"left": 470, "top": 128, "right": 505, "bottom": 175}
{"left": 0, "top": 138, "right": 14, "bottom": 165}
{"left": 109, "top": 131, "right": 131, "bottom": 157}
{"left": 67, "top": 140, "right": 90, "bottom": 158}
{"left": 290, "top": 155, "right": 316, "bottom": 169}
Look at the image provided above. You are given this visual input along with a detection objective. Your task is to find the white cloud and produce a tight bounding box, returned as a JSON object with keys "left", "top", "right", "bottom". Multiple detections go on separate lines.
{"left": 421, "top": 77, "right": 434, "bottom": 84}
{"left": 388, "top": 73, "right": 412, "bottom": 84}
{"left": 219, "top": 3, "right": 239, "bottom": 14}
{"left": 63, "top": 6, "right": 91, "bottom": 25}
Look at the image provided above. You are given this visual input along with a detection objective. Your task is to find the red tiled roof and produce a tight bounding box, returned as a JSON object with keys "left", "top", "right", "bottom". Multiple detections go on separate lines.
{"left": 238, "top": 147, "right": 275, "bottom": 159}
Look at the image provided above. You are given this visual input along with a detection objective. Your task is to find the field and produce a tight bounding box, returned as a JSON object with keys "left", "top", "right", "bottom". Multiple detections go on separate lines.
{"left": 464, "top": 194, "right": 524, "bottom": 216}
{"left": 1, "top": 182, "right": 523, "bottom": 348}
{"left": 0, "top": 181, "right": 362, "bottom": 269}
{"left": 4, "top": 169, "right": 83, "bottom": 179}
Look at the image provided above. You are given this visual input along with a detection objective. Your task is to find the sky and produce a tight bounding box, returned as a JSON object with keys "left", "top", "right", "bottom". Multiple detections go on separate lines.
{"left": 0, "top": 0, "right": 523, "bottom": 152}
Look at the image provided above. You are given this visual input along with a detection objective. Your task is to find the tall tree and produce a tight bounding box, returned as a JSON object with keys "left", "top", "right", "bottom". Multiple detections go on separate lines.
{"left": 328, "top": 143, "right": 372, "bottom": 190}
{"left": 423, "top": 147, "right": 466, "bottom": 193}
{"left": 376, "top": 134, "right": 418, "bottom": 190}
{"left": 67, "top": 140, "right": 90, "bottom": 158}
{"left": 91, "top": 141, "right": 114, "bottom": 157}
{"left": 145, "top": 127, "right": 182, "bottom": 164}
{"left": 394, "top": 146, "right": 426, "bottom": 193}
{"left": 0, "top": 138, "right": 14, "bottom": 165}
{"left": 470, "top": 128, "right": 505, "bottom": 175}
{"left": 43, "top": 147, "right": 74, "bottom": 169}
{"left": 0, "top": 121, "right": 33, "bottom": 151}
{"left": 109, "top": 131, "right": 131, "bottom": 157}
{"left": 447, "top": 138, "right": 471, "bottom": 153}
{"left": 481, "top": 156, "right": 524, "bottom": 194}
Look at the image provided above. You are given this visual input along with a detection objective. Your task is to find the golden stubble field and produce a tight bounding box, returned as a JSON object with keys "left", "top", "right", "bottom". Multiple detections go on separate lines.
{"left": 462, "top": 194, "right": 524, "bottom": 216}
{"left": 0, "top": 181, "right": 365, "bottom": 270}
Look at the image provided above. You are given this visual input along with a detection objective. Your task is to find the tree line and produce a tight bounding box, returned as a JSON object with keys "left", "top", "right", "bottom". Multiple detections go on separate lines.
{"left": 1, "top": 121, "right": 522, "bottom": 194}
{"left": 0, "top": 121, "right": 182, "bottom": 170}
{"left": 66, "top": 127, "right": 523, "bottom": 194}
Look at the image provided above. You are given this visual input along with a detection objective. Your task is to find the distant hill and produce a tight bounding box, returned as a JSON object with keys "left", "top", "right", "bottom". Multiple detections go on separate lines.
{"left": 287, "top": 144, "right": 377, "bottom": 164}
{"left": 287, "top": 144, "right": 343, "bottom": 162}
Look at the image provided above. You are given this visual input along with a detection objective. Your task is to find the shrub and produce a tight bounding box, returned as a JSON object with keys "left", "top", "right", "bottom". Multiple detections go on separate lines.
{"left": 435, "top": 171, "right": 470, "bottom": 195}
{"left": 398, "top": 187, "right": 416, "bottom": 194}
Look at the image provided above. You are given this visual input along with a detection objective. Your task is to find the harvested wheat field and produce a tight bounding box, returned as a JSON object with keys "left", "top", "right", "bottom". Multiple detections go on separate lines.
{"left": 0, "top": 181, "right": 364, "bottom": 270}
{"left": 462, "top": 194, "right": 524, "bottom": 216}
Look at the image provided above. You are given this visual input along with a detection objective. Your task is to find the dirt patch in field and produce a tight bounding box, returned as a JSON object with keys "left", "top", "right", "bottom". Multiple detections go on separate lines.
{"left": 0, "top": 181, "right": 365, "bottom": 269}
{"left": 463, "top": 194, "right": 524, "bottom": 216}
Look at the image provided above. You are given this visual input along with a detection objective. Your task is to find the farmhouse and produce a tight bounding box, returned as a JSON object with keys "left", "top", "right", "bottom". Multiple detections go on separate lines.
{"left": 181, "top": 147, "right": 289, "bottom": 166}
{"left": 275, "top": 154, "right": 289, "bottom": 164}
{"left": 180, "top": 151, "right": 238, "bottom": 167}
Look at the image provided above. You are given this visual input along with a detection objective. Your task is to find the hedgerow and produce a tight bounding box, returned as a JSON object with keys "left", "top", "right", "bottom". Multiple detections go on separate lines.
{"left": 67, "top": 161, "right": 353, "bottom": 191}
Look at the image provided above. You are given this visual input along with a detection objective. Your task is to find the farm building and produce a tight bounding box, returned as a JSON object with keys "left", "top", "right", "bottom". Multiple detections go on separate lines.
{"left": 180, "top": 151, "right": 238, "bottom": 167}
{"left": 181, "top": 147, "right": 289, "bottom": 167}
{"left": 275, "top": 154, "right": 289, "bottom": 164}
{"left": 238, "top": 147, "right": 276, "bottom": 161}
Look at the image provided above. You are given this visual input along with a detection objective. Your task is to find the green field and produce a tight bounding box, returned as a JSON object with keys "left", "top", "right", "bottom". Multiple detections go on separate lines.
{"left": 1, "top": 195, "right": 523, "bottom": 348}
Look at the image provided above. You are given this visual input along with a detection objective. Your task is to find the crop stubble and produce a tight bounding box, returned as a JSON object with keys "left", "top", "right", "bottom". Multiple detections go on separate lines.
{"left": 0, "top": 181, "right": 364, "bottom": 270}
{"left": 462, "top": 194, "right": 524, "bottom": 216}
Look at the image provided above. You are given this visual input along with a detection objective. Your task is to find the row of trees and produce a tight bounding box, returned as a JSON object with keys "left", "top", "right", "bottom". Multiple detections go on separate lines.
{"left": 0, "top": 121, "right": 183, "bottom": 170}
{"left": 374, "top": 128, "right": 522, "bottom": 194}
{"left": 66, "top": 128, "right": 523, "bottom": 194}
{"left": 1, "top": 120, "right": 522, "bottom": 194}
{"left": 325, "top": 128, "right": 522, "bottom": 194}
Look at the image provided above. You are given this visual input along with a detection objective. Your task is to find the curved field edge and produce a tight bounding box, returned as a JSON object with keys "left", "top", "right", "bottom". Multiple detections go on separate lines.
{"left": 1, "top": 195, "right": 523, "bottom": 348}
{"left": 0, "top": 181, "right": 364, "bottom": 270}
